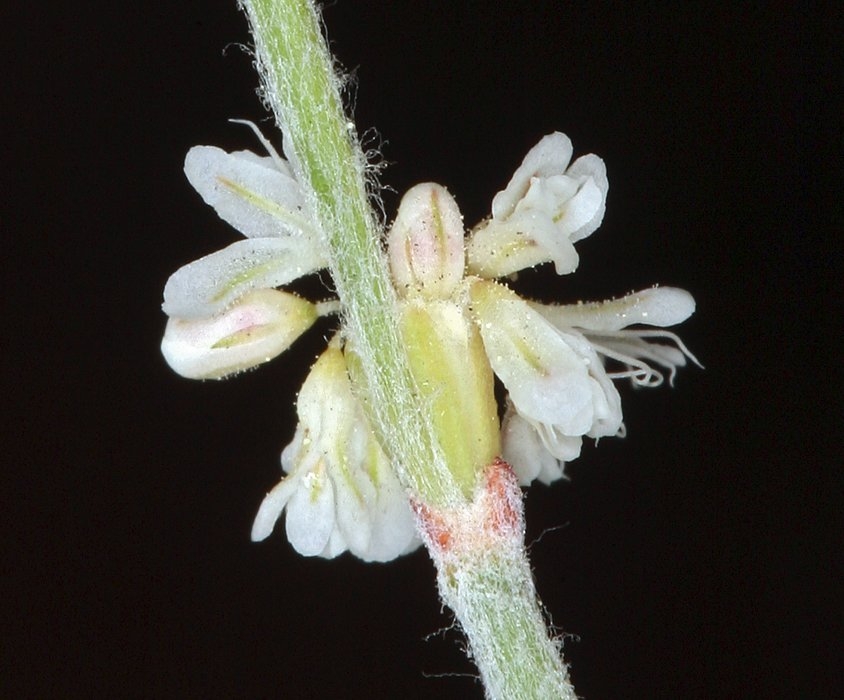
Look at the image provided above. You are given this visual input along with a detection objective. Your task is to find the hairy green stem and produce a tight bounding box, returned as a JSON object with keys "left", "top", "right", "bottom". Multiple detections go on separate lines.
{"left": 439, "top": 552, "right": 576, "bottom": 699}
{"left": 238, "top": 1, "right": 577, "bottom": 697}
{"left": 239, "top": 0, "right": 457, "bottom": 506}
{"left": 417, "top": 461, "right": 577, "bottom": 700}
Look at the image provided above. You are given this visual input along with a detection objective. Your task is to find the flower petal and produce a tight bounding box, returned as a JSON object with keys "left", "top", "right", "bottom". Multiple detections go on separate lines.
{"left": 285, "top": 465, "right": 337, "bottom": 557}
{"left": 162, "top": 237, "right": 325, "bottom": 319}
{"left": 365, "top": 470, "right": 420, "bottom": 560}
{"left": 501, "top": 405, "right": 572, "bottom": 486}
{"left": 491, "top": 133, "right": 574, "bottom": 220}
{"left": 515, "top": 177, "right": 587, "bottom": 273}
{"left": 469, "top": 280, "right": 595, "bottom": 435}
{"left": 330, "top": 432, "right": 377, "bottom": 557}
{"left": 330, "top": 425, "right": 420, "bottom": 562}
{"left": 161, "top": 289, "right": 317, "bottom": 379}
{"left": 251, "top": 471, "right": 302, "bottom": 542}
{"left": 532, "top": 287, "right": 696, "bottom": 332}
{"left": 468, "top": 134, "right": 607, "bottom": 277}
{"left": 466, "top": 214, "right": 564, "bottom": 278}
{"left": 467, "top": 208, "right": 580, "bottom": 278}
{"left": 584, "top": 373, "right": 623, "bottom": 438}
{"left": 335, "top": 470, "right": 420, "bottom": 562}
{"left": 184, "top": 146, "right": 317, "bottom": 240}
{"left": 563, "top": 154, "right": 609, "bottom": 243}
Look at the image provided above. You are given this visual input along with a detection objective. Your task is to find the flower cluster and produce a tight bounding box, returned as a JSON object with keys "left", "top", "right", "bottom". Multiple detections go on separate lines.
{"left": 162, "top": 127, "right": 698, "bottom": 561}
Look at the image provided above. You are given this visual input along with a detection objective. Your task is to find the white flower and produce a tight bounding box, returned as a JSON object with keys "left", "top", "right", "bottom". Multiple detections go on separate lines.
{"left": 500, "top": 399, "right": 575, "bottom": 485}
{"left": 470, "top": 283, "right": 699, "bottom": 485}
{"left": 161, "top": 125, "right": 330, "bottom": 378}
{"left": 381, "top": 164, "right": 697, "bottom": 490}
{"left": 467, "top": 132, "right": 608, "bottom": 278}
{"left": 250, "top": 340, "right": 420, "bottom": 562}
{"left": 163, "top": 126, "right": 699, "bottom": 560}
{"left": 456, "top": 134, "right": 698, "bottom": 485}
{"left": 468, "top": 279, "right": 621, "bottom": 484}
{"left": 161, "top": 288, "right": 317, "bottom": 380}
{"left": 160, "top": 126, "right": 424, "bottom": 562}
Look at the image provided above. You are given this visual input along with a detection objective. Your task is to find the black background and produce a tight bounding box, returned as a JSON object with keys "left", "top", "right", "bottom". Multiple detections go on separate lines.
{"left": 6, "top": 2, "right": 838, "bottom": 698}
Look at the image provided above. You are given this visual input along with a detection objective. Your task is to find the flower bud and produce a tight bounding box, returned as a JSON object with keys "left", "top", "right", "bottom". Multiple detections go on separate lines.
{"left": 161, "top": 288, "right": 317, "bottom": 379}
{"left": 387, "top": 183, "right": 465, "bottom": 299}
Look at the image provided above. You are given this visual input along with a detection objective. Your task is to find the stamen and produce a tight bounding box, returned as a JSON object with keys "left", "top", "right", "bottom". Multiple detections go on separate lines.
{"left": 584, "top": 328, "right": 701, "bottom": 388}
{"left": 587, "top": 339, "right": 665, "bottom": 387}
{"left": 229, "top": 118, "right": 289, "bottom": 174}
{"left": 615, "top": 329, "right": 703, "bottom": 369}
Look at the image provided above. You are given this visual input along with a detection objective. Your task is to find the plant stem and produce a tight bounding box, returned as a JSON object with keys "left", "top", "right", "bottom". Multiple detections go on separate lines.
{"left": 441, "top": 552, "right": 577, "bottom": 699}
{"left": 239, "top": 0, "right": 457, "bottom": 507}
{"left": 238, "top": 1, "right": 577, "bottom": 697}
{"left": 416, "top": 460, "right": 578, "bottom": 700}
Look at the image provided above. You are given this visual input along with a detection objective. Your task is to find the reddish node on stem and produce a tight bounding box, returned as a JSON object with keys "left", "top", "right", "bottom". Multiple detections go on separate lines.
{"left": 484, "top": 457, "right": 522, "bottom": 536}
{"left": 411, "top": 458, "right": 524, "bottom": 557}
{"left": 411, "top": 500, "right": 452, "bottom": 551}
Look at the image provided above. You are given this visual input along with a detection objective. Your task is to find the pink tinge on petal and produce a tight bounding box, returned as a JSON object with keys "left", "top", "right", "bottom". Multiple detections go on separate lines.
{"left": 387, "top": 183, "right": 465, "bottom": 299}
{"left": 161, "top": 289, "right": 317, "bottom": 379}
